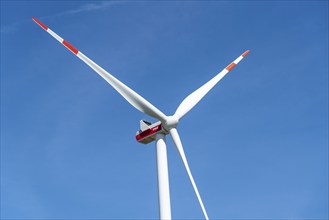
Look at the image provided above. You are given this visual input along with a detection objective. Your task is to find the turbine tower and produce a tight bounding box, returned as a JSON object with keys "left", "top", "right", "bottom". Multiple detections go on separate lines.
{"left": 32, "top": 17, "right": 249, "bottom": 220}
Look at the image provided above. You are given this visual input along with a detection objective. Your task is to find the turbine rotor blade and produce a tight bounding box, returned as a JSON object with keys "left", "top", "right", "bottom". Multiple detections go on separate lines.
{"left": 174, "top": 50, "right": 250, "bottom": 120}
{"left": 169, "top": 128, "right": 209, "bottom": 220}
{"left": 32, "top": 17, "right": 168, "bottom": 122}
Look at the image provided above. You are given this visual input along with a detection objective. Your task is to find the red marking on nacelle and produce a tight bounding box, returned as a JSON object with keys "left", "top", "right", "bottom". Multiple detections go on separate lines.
{"left": 136, "top": 124, "right": 162, "bottom": 143}
{"left": 63, "top": 40, "right": 78, "bottom": 54}
{"left": 32, "top": 17, "right": 48, "bottom": 30}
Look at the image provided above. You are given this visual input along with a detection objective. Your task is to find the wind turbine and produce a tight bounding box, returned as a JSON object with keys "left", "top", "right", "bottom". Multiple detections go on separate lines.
{"left": 32, "top": 17, "right": 249, "bottom": 220}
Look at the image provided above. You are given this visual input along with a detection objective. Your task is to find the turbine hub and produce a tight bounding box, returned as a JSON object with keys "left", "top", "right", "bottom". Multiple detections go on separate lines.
{"left": 163, "top": 115, "right": 179, "bottom": 131}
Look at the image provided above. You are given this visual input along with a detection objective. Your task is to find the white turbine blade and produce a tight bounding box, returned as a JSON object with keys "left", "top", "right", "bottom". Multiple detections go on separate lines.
{"left": 169, "top": 128, "right": 209, "bottom": 220}
{"left": 174, "top": 50, "right": 250, "bottom": 120}
{"left": 32, "top": 17, "right": 168, "bottom": 122}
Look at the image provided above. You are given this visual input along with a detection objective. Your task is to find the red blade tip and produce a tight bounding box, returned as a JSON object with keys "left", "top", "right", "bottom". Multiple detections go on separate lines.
{"left": 242, "top": 50, "right": 250, "bottom": 57}
{"left": 32, "top": 17, "right": 48, "bottom": 30}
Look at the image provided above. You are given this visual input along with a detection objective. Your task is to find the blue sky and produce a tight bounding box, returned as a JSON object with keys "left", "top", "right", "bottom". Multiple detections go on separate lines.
{"left": 1, "top": 1, "right": 328, "bottom": 219}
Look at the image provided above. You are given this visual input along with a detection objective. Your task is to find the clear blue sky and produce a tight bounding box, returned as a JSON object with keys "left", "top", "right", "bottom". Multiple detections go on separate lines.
{"left": 1, "top": 1, "right": 328, "bottom": 219}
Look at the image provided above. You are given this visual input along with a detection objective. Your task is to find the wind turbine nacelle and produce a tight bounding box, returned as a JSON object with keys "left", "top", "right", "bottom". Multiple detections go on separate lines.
{"left": 136, "top": 120, "right": 168, "bottom": 144}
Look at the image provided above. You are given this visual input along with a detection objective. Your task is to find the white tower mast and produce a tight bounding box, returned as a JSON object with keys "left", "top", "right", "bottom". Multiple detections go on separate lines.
{"left": 155, "top": 134, "right": 171, "bottom": 219}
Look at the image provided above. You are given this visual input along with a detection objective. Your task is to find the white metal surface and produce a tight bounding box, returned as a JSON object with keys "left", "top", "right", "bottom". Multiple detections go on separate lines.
{"left": 169, "top": 128, "right": 209, "bottom": 220}
{"left": 174, "top": 51, "right": 249, "bottom": 120}
{"left": 32, "top": 17, "right": 168, "bottom": 123}
{"left": 155, "top": 133, "right": 171, "bottom": 220}
{"left": 77, "top": 52, "right": 168, "bottom": 123}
